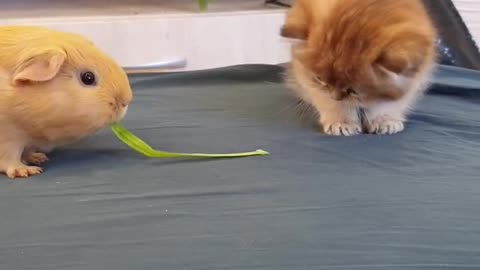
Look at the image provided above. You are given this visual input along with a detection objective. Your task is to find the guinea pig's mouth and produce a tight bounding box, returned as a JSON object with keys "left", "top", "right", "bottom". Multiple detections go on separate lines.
{"left": 109, "top": 105, "right": 129, "bottom": 124}
{"left": 119, "top": 105, "right": 129, "bottom": 120}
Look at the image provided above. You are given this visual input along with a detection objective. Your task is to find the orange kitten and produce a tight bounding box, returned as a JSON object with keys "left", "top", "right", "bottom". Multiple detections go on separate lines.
{"left": 281, "top": 0, "right": 437, "bottom": 135}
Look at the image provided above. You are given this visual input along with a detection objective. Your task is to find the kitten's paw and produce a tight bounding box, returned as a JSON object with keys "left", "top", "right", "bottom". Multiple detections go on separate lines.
{"left": 323, "top": 122, "right": 362, "bottom": 136}
{"left": 368, "top": 117, "right": 404, "bottom": 135}
{"left": 24, "top": 152, "right": 49, "bottom": 166}
{"left": 6, "top": 165, "right": 43, "bottom": 179}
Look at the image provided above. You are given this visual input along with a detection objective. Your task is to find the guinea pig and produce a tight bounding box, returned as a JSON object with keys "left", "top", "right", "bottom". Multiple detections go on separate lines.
{"left": 0, "top": 25, "right": 132, "bottom": 179}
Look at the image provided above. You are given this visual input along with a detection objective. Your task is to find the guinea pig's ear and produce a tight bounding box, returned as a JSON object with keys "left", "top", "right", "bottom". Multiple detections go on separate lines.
{"left": 12, "top": 48, "right": 66, "bottom": 86}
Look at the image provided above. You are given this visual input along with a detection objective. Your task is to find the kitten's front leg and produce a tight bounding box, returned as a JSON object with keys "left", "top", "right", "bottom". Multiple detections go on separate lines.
{"left": 364, "top": 83, "right": 427, "bottom": 135}
{"left": 365, "top": 100, "right": 408, "bottom": 135}
{"left": 315, "top": 99, "right": 362, "bottom": 136}
{"left": 364, "top": 62, "right": 433, "bottom": 135}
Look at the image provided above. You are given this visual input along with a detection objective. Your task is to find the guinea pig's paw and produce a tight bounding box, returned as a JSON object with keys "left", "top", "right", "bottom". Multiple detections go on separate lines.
{"left": 6, "top": 165, "right": 43, "bottom": 179}
{"left": 367, "top": 117, "right": 404, "bottom": 135}
{"left": 24, "top": 152, "right": 49, "bottom": 166}
{"left": 323, "top": 122, "right": 362, "bottom": 136}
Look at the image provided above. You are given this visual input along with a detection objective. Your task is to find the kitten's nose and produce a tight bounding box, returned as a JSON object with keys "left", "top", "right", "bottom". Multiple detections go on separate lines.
{"left": 330, "top": 90, "right": 346, "bottom": 101}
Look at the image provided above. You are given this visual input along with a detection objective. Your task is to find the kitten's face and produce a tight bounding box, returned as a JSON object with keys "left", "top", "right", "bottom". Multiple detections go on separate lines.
{"left": 312, "top": 63, "right": 408, "bottom": 105}
{"left": 313, "top": 74, "right": 359, "bottom": 102}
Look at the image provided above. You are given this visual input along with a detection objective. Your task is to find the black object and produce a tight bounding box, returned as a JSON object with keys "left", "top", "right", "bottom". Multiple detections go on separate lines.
{"left": 422, "top": 0, "right": 480, "bottom": 70}
{"left": 265, "top": 0, "right": 291, "bottom": 8}
{"left": 267, "top": 0, "right": 480, "bottom": 70}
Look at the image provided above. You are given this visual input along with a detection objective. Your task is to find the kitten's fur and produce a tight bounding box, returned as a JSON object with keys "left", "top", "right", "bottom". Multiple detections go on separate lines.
{"left": 281, "top": 0, "right": 437, "bottom": 135}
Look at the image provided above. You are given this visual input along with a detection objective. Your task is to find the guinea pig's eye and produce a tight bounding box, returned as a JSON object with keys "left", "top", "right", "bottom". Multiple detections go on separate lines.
{"left": 80, "top": 71, "right": 96, "bottom": 86}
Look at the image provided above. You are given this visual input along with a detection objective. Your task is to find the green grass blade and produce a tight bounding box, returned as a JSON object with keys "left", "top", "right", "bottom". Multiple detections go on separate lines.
{"left": 111, "top": 123, "right": 269, "bottom": 159}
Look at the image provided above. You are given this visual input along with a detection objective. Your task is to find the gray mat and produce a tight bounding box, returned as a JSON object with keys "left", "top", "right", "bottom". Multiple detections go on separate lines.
{"left": 1, "top": 64, "right": 479, "bottom": 270}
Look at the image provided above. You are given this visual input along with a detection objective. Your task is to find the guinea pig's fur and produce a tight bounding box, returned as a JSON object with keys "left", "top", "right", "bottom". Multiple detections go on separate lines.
{"left": 0, "top": 25, "right": 132, "bottom": 179}
{"left": 281, "top": 0, "right": 437, "bottom": 136}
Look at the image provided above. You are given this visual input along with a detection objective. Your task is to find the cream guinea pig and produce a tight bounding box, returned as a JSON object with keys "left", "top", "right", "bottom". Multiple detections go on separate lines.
{"left": 0, "top": 25, "right": 132, "bottom": 179}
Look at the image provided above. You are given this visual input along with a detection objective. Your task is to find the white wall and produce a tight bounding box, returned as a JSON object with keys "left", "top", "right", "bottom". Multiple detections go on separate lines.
{"left": 0, "top": 0, "right": 476, "bottom": 70}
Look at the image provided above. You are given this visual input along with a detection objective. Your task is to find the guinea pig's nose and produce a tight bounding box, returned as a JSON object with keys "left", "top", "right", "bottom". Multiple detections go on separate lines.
{"left": 115, "top": 96, "right": 130, "bottom": 108}
{"left": 116, "top": 103, "right": 129, "bottom": 120}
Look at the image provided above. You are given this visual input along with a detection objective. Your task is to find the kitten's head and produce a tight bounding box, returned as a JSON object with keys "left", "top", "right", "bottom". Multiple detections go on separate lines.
{"left": 290, "top": 0, "right": 436, "bottom": 105}
{"left": 306, "top": 47, "right": 419, "bottom": 104}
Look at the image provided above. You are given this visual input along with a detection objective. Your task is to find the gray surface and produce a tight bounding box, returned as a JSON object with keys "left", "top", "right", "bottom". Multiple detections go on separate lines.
{"left": 1, "top": 64, "right": 480, "bottom": 270}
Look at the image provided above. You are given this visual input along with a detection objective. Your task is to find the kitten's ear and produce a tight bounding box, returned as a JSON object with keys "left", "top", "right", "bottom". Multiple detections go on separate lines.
{"left": 374, "top": 32, "right": 434, "bottom": 75}
{"left": 280, "top": 24, "right": 309, "bottom": 40}
{"left": 375, "top": 50, "right": 411, "bottom": 75}
{"left": 371, "top": 50, "right": 413, "bottom": 99}
{"left": 280, "top": 1, "right": 309, "bottom": 40}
